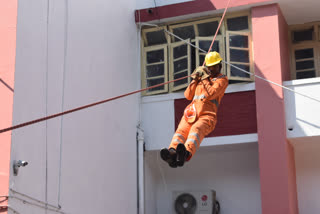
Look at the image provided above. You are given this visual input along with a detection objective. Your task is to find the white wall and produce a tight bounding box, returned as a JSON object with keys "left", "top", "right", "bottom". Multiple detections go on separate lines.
{"left": 284, "top": 78, "right": 320, "bottom": 139}
{"left": 10, "top": 0, "right": 140, "bottom": 213}
{"left": 144, "top": 143, "right": 262, "bottom": 214}
{"left": 294, "top": 140, "right": 320, "bottom": 214}
{"left": 284, "top": 78, "right": 320, "bottom": 213}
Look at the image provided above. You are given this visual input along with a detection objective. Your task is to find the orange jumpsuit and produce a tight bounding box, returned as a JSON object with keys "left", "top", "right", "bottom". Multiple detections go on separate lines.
{"left": 169, "top": 73, "right": 228, "bottom": 160}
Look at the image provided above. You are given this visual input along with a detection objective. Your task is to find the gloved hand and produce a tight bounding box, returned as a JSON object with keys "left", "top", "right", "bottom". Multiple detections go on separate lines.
{"left": 191, "top": 66, "right": 210, "bottom": 80}
{"left": 201, "top": 67, "right": 211, "bottom": 80}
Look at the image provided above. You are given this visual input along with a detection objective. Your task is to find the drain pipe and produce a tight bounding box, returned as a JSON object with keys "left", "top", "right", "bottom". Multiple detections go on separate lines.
{"left": 137, "top": 125, "right": 145, "bottom": 214}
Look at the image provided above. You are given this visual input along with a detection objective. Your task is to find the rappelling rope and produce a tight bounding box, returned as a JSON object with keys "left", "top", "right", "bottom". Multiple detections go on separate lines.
{"left": 160, "top": 26, "right": 320, "bottom": 104}
{"left": 0, "top": 75, "right": 189, "bottom": 134}
{"left": 202, "top": 0, "right": 231, "bottom": 65}
{"left": 0, "top": 1, "right": 230, "bottom": 135}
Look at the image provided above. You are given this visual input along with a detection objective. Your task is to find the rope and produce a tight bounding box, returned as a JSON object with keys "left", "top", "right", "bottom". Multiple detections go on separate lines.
{"left": 225, "top": 61, "right": 320, "bottom": 103}
{"left": 0, "top": 75, "right": 190, "bottom": 134}
{"left": 202, "top": 0, "right": 232, "bottom": 66}
{"left": 1, "top": 0, "right": 320, "bottom": 134}
{"left": 10, "top": 189, "right": 61, "bottom": 210}
{"left": 159, "top": 25, "right": 320, "bottom": 103}
{"left": 10, "top": 196, "right": 67, "bottom": 214}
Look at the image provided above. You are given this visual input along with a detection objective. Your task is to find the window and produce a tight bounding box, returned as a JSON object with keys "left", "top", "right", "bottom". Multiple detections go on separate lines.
{"left": 169, "top": 40, "right": 191, "bottom": 92}
{"left": 141, "top": 12, "right": 253, "bottom": 96}
{"left": 290, "top": 23, "right": 320, "bottom": 80}
{"left": 142, "top": 44, "right": 168, "bottom": 95}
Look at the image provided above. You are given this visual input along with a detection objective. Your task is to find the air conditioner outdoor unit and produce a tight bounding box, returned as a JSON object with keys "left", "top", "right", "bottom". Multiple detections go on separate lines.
{"left": 172, "top": 190, "right": 220, "bottom": 214}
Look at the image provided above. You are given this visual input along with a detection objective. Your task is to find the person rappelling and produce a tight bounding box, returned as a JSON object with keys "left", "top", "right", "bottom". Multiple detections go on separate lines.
{"left": 160, "top": 51, "right": 229, "bottom": 168}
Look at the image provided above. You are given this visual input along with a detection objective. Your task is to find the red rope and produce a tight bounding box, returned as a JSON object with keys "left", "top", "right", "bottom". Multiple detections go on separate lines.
{"left": 0, "top": 75, "right": 190, "bottom": 134}
{"left": 0, "top": 1, "right": 232, "bottom": 134}
{"left": 202, "top": 0, "right": 232, "bottom": 66}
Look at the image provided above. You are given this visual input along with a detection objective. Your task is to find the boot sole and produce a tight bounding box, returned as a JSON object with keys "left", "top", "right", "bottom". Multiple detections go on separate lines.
{"left": 176, "top": 143, "right": 186, "bottom": 167}
{"left": 160, "top": 148, "right": 171, "bottom": 162}
{"left": 160, "top": 148, "right": 178, "bottom": 168}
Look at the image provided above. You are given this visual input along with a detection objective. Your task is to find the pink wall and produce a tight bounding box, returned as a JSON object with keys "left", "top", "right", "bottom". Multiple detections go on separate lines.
{"left": 252, "top": 4, "right": 298, "bottom": 214}
{"left": 0, "top": 0, "right": 17, "bottom": 212}
{"left": 135, "top": 0, "right": 272, "bottom": 22}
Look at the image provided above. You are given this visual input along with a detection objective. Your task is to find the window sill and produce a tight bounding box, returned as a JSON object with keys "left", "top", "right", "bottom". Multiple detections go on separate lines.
{"left": 283, "top": 77, "right": 320, "bottom": 86}
{"left": 141, "top": 82, "right": 255, "bottom": 103}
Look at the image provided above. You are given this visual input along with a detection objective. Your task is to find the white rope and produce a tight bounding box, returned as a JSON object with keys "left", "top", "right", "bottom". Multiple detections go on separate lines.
{"left": 225, "top": 61, "right": 320, "bottom": 103}
{"left": 10, "top": 196, "right": 68, "bottom": 214}
{"left": 7, "top": 206, "right": 21, "bottom": 214}
{"left": 10, "top": 189, "right": 61, "bottom": 210}
{"left": 157, "top": 152, "right": 168, "bottom": 193}
{"left": 139, "top": 22, "right": 320, "bottom": 103}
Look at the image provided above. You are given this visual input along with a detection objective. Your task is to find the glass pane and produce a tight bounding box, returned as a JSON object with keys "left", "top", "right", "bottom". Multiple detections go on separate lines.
{"left": 199, "top": 40, "right": 219, "bottom": 52}
{"left": 199, "top": 54, "right": 205, "bottom": 66}
{"left": 227, "top": 16, "right": 248, "bottom": 31}
{"left": 230, "top": 64, "right": 250, "bottom": 78}
{"left": 230, "top": 49, "right": 249, "bottom": 63}
{"left": 229, "top": 35, "right": 248, "bottom": 48}
{"left": 174, "top": 71, "right": 188, "bottom": 86}
{"left": 146, "top": 64, "right": 164, "bottom": 78}
{"left": 296, "top": 70, "right": 316, "bottom": 79}
{"left": 173, "top": 44, "right": 187, "bottom": 59}
{"left": 293, "top": 27, "right": 313, "bottom": 43}
{"left": 174, "top": 58, "right": 188, "bottom": 72}
{"left": 147, "top": 78, "right": 165, "bottom": 92}
{"left": 146, "top": 29, "right": 167, "bottom": 46}
{"left": 296, "top": 60, "right": 314, "bottom": 70}
{"left": 295, "top": 48, "right": 314, "bottom": 60}
{"left": 197, "top": 21, "right": 220, "bottom": 36}
{"left": 146, "top": 49, "right": 164, "bottom": 64}
{"left": 172, "top": 25, "right": 195, "bottom": 40}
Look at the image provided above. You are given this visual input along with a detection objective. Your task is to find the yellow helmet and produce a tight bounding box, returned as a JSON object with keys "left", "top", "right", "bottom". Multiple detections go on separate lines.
{"left": 205, "top": 51, "right": 223, "bottom": 66}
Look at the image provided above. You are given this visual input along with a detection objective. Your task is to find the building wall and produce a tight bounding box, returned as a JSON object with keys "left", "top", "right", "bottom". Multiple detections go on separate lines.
{"left": 10, "top": 0, "right": 140, "bottom": 213}
{"left": 295, "top": 141, "right": 320, "bottom": 214}
{"left": 0, "top": 0, "right": 17, "bottom": 213}
{"left": 145, "top": 144, "right": 261, "bottom": 214}
{"left": 252, "top": 4, "right": 298, "bottom": 214}
{"left": 284, "top": 78, "right": 320, "bottom": 138}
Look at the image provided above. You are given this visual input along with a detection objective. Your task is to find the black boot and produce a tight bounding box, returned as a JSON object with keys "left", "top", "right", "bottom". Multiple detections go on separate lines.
{"left": 160, "top": 148, "right": 177, "bottom": 168}
{"left": 176, "top": 143, "right": 191, "bottom": 167}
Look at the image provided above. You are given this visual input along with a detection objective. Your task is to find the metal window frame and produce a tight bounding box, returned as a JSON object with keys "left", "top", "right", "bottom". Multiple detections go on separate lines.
{"left": 225, "top": 12, "right": 252, "bottom": 32}
{"left": 168, "top": 17, "right": 222, "bottom": 42}
{"left": 140, "top": 12, "right": 253, "bottom": 96}
{"left": 290, "top": 44, "right": 319, "bottom": 79}
{"left": 169, "top": 39, "right": 191, "bottom": 92}
{"left": 142, "top": 44, "right": 168, "bottom": 96}
{"left": 289, "top": 22, "right": 320, "bottom": 79}
{"left": 142, "top": 26, "right": 170, "bottom": 47}
{"left": 226, "top": 31, "right": 254, "bottom": 81}
{"left": 195, "top": 36, "right": 226, "bottom": 75}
